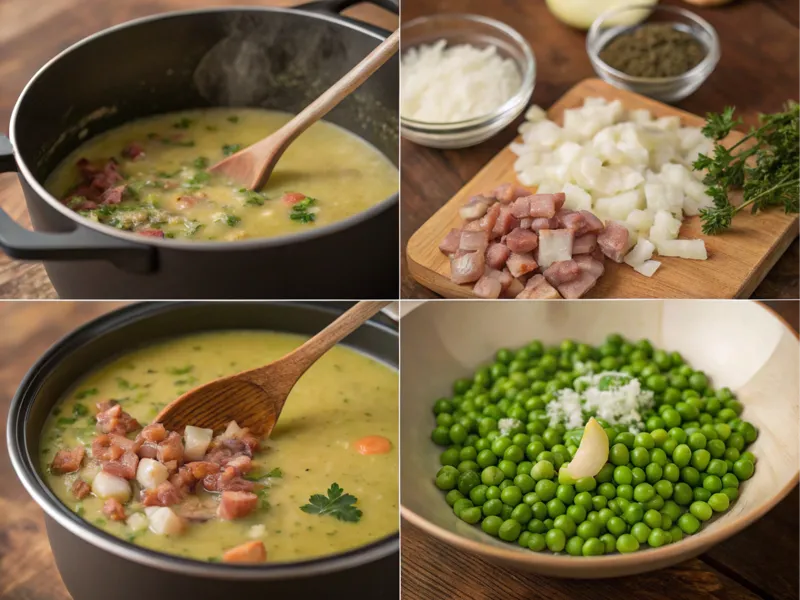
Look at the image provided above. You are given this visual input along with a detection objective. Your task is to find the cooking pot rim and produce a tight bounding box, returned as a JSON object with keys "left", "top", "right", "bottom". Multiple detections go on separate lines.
{"left": 9, "top": 6, "right": 398, "bottom": 252}
{"left": 7, "top": 301, "right": 399, "bottom": 580}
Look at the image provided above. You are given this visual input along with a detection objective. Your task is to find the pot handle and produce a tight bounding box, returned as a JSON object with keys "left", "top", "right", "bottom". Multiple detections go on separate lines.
{"left": 296, "top": 0, "right": 397, "bottom": 36}
{"left": 0, "top": 135, "right": 157, "bottom": 274}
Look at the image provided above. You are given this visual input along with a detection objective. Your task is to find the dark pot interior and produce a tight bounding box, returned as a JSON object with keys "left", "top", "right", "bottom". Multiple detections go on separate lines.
{"left": 8, "top": 302, "right": 399, "bottom": 600}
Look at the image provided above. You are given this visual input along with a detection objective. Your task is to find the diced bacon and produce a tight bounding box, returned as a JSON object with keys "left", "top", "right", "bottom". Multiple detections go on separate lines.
{"left": 71, "top": 479, "right": 92, "bottom": 500}
{"left": 505, "top": 228, "right": 539, "bottom": 254}
{"left": 89, "top": 160, "right": 123, "bottom": 193}
{"left": 96, "top": 401, "right": 140, "bottom": 436}
{"left": 551, "top": 192, "right": 566, "bottom": 211}
{"left": 141, "top": 481, "right": 184, "bottom": 507}
{"left": 203, "top": 471, "right": 255, "bottom": 493}
{"left": 506, "top": 252, "right": 538, "bottom": 278}
{"left": 223, "top": 541, "right": 267, "bottom": 564}
{"left": 479, "top": 203, "right": 502, "bottom": 233}
{"left": 597, "top": 221, "right": 630, "bottom": 263}
{"left": 450, "top": 252, "right": 485, "bottom": 284}
{"left": 463, "top": 220, "right": 483, "bottom": 232}
{"left": 224, "top": 455, "right": 253, "bottom": 476}
{"left": 579, "top": 211, "right": 605, "bottom": 234}
{"left": 140, "top": 424, "right": 167, "bottom": 443}
{"left": 122, "top": 143, "right": 145, "bottom": 160}
{"left": 92, "top": 435, "right": 124, "bottom": 461}
{"left": 485, "top": 242, "right": 511, "bottom": 270}
{"left": 439, "top": 229, "right": 461, "bottom": 255}
{"left": 459, "top": 197, "right": 489, "bottom": 221}
{"left": 157, "top": 432, "right": 184, "bottom": 465}
{"left": 76, "top": 158, "right": 99, "bottom": 180}
{"left": 281, "top": 192, "right": 306, "bottom": 205}
{"left": 543, "top": 260, "right": 581, "bottom": 287}
{"left": 572, "top": 234, "right": 598, "bottom": 254}
{"left": 218, "top": 491, "right": 259, "bottom": 520}
{"left": 137, "top": 442, "right": 159, "bottom": 459}
{"left": 138, "top": 229, "right": 165, "bottom": 238}
{"left": 531, "top": 217, "right": 557, "bottom": 232}
{"left": 591, "top": 247, "right": 606, "bottom": 262}
{"left": 558, "top": 271, "right": 598, "bottom": 299}
{"left": 50, "top": 447, "right": 85, "bottom": 474}
{"left": 518, "top": 274, "right": 562, "bottom": 299}
{"left": 528, "top": 194, "right": 558, "bottom": 218}
{"left": 492, "top": 206, "right": 519, "bottom": 238}
{"left": 492, "top": 183, "right": 530, "bottom": 204}
{"left": 573, "top": 254, "right": 606, "bottom": 279}
{"left": 102, "top": 450, "right": 139, "bottom": 480}
{"left": 473, "top": 273, "right": 502, "bottom": 298}
{"left": 510, "top": 196, "right": 531, "bottom": 219}
{"left": 460, "top": 230, "right": 489, "bottom": 253}
{"left": 557, "top": 210, "right": 587, "bottom": 234}
{"left": 489, "top": 268, "right": 513, "bottom": 291}
{"left": 520, "top": 217, "right": 532, "bottom": 229}
{"left": 177, "top": 195, "right": 200, "bottom": 209}
{"left": 103, "top": 498, "right": 127, "bottom": 521}
{"left": 503, "top": 277, "right": 525, "bottom": 298}
{"left": 176, "top": 496, "right": 218, "bottom": 523}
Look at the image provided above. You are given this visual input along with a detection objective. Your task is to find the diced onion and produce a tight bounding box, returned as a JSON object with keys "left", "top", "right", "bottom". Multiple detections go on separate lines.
{"left": 624, "top": 238, "right": 656, "bottom": 268}
{"left": 92, "top": 472, "right": 131, "bottom": 502}
{"left": 655, "top": 239, "right": 708, "bottom": 260}
{"left": 148, "top": 507, "right": 184, "bottom": 536}
{"left": 184, "top": 425, "right": 214, "bottom": 461}
{"left": 634, "top": 260, "right": 662, "bottom": 277}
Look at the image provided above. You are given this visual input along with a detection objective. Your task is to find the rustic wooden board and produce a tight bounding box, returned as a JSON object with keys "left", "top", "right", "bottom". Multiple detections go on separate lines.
{"left": 406, "top": 78, "right": 799, "bottom": 299}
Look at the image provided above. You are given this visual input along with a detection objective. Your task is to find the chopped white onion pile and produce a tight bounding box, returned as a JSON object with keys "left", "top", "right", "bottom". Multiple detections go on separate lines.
{"left": 401, "top": 40, "right": 522, "bottom": 123}
{"left": 511, "top": 98, "right": 713, "bottom": 275}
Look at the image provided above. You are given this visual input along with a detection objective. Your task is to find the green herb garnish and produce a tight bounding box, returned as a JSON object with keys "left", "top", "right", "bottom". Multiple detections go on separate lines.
{"left": 241, "top": 189, "right": 266, "bottom": 206}
{"left": 222, "top": 143, "right": 242, "bottom": 156}
{"left": 257, "top": 488, "right": 270, "bottom": 510}
{"left": 219, "top": 214, "right": 241, "bottom": 227}
{"left": 694, "top": 103, "right": 799, "bottom": 234}
{"left": 300, "top": 483, "right": 362, "bottom": 523}
{"left": 156, "top": 170, "right": 182, "bottom": 178}
{"left": 173, "top": 117, "right": 194, "bottom": 129}
{"left": 67, "top": 196, "right": 88, "bottom": 209}
{"left": 76, "top": 388, "right": 98, "bottom": 400}
{"left": 193, "top": 156, "right": 209, "bottom": 169}
{"left": 57, "top": 417, "right": 77, "bottom": 426}
{"left": 227, "top": 116, "right": 240, "bottom": 123}
{"left": 167, "top": 365, "right": 194, "bottom": 375}
{"left": 185, "top": 170, "right": 211, "bottom": 188}
{"left": 289, "top": 196, "right": 317, "bottom": 224}
{"left": 73, "top": 403, "right": 89, "bottom": 417}
{"left": 116, "top": 377, "right": 138, "bottom": 390}
{"left": 160, "top": 138, "right": 196, "bottom": 148}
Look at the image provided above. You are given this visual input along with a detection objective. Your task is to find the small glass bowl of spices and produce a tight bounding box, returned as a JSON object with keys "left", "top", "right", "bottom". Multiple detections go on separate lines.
{"left": 587, "top": 4, "right": 720, "bottom": 103}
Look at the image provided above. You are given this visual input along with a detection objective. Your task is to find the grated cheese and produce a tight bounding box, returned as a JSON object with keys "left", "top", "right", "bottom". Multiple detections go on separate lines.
{"left": 401, "top": 40, "right": 522, "bottom": 123}
{"left": 547, "top": 371, "right": 654, "bottom": 433}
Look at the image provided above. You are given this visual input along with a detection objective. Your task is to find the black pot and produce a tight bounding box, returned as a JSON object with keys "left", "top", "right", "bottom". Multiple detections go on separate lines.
{"left": 0, "top": 1, "right": 398, "bottom": 299}
{"left": 7, "top": 301, "right": 399, "bottom": 600}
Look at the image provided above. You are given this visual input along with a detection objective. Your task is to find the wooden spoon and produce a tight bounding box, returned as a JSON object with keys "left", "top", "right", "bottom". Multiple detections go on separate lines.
{"left": 209, "top": 29, "right": 400, "bottom": 190}
{"left": 154, "top": 300, "right": 390, "bottom": 436}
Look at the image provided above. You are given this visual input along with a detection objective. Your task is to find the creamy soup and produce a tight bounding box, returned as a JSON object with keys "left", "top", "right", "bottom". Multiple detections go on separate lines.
{"left": 46, "top": 109, "right": 398, "bottom": 241}
{"left": 40, "top": 331, "right": 398, "bottom": 563}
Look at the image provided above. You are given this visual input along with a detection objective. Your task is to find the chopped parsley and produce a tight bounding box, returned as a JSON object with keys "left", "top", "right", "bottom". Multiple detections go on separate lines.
{"left": 73, "top": 403, "right": 89, "bottom": 418}
{"left": 167, "top": 365, "right": 194, "bottom": 375}
{"left": 222, "top": 143, "right": 242, "bottom": 156}
{"left": 300, "top": 483, "right": 362, "bottom": 523}
{"left": 219, "top": 214, "right": 241, "bottom": 227}
{"left": 57, "top": 417, "right": 77, "bottom": 426}
{"left": 173, "top": 117, "right": 194, "bottom": 129}
{"left": 185, "top": 220, "right": 203, "bottom": 236}
{"left": 185, "top": 170, "right": 211, "bottom": 189}
{"left": 156, "top": 169, "right": 181, "bottom": 178}
{"left": 241, "top": 189, "right": 266, "bottom": 206}
{"left": 257, "top": 488, "right": 270, "bottom": 510}
{"left": 116, "top": 377, "right": 138, "bottom": 390}
{"left": 160, "top": 138, "right": 195, "bottom": 148}
{"left": 75, "top": 388, "right": 98, "bottom": 400}
{"left": 227, "top": 116, "right": 240, "bottom": 123}
{"left": 289, "top": 196, "right": 317, "bottom": 224}
{"left": 193, "top": 156, "right": 209, "bottom": 169}
{"left": 67, "top": 196, "right": 88, "bottom": 209}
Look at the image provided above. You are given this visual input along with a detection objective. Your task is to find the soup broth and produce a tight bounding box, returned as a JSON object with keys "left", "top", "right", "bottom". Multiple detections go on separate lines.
{"left": 40, "top": 331, "right": 398, "bottom": 563}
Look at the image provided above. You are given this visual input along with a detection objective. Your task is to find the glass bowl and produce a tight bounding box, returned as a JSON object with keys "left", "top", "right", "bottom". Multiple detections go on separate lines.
{"left": 587, "top": 4, "right": 720, "bottom": 103}
{"left": 400, "top": 14, "right": 536, "bottom": 149}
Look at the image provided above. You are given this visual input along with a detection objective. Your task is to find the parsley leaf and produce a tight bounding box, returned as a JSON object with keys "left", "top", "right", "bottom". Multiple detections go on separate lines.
{"left": 227, "top": 116, "right": 240, "bottom": 123}
{"left": 300, "top": 483, "right": 362, "bottom": 523}
{"left": 222, "top": 143, "right": 242, "bottom": 156}
{"left": 167, "top": 365, "right": 194, "bottom": 375}
{"left": 73, "top": 403, "right": 89, "bottom": 417}
{"left": 173, "top": 117, "right": 194, "bottom": 129}
{"left": 193, "top": 156, "right": 209, "bottom": 169}
{"left": 75, "top": 388, "right": 98, "bottom": 400}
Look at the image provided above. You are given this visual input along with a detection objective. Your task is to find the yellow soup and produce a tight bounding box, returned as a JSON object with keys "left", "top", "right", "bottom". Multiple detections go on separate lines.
{"left": 40, "top": 331, "right": 398, "bottom": 563}
{"left": 45, "top": 109, "right": 398, "bottom": 241}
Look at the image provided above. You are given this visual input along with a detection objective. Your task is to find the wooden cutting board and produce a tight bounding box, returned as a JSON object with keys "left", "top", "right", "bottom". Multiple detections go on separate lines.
{"left": 406, "top": 78, "right": 799, "bottom": 299}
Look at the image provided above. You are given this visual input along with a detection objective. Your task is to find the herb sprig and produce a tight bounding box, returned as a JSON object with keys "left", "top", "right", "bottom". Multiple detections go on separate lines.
{"left": 289, "top": 196, "right": 317, "bottom": 223}
{"left": 694, "top": 103, "right": 799, "bottom": 234}
{"left": 300, "top": 483, "right": 362, "bottom": 522}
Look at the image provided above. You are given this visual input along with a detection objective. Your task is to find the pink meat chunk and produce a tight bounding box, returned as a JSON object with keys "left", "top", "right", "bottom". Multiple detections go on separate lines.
{"left": 492, "top": 183, "right": 531, "bottom": 204}
{"left": 510, "top": 196, "right": 531, "bottom": 219}
{"left": 473, "top": 274, "right": 502, "bottom": 299}
{"left": 460, "top": 230, "right": 489, "bottom": 253}
{"left": 517, "top": 274, "right": 562, "bottom": 299}
{"left": 557, "top": 210, "right": 587, "bottom": 234}
{"left": 506, "top": 252, "right": 538, "bottom": 278}
{"left": 491, "top": 206, "right": 519, "bottom": 238}
{"left": 558, "top": 271, "right": 598, "bottom": 299}
{"left": 485, "top": 242, "right": 511, "bottom": 270}
{"left": 479, "top": 202, "right": 502, "bottom": 233}
{"left": 503, "top": 277, "right": 525, "bottom": 298}
{"left": 51, "top": 447, "right": 85, "bottom": 474}
{"left": 543, "top": 260, "right": 581, "bottom": 287}
{"left": 531, "top": 217, "right": 558, "bottom": 232}
{"left": 459, "top": 197, "right": 489, "bottom": 221}
{"left": 597, "top": 221, "right": 630, "bottom": 263}
{"left": 573, "top": 254, "right": 605, "bottom": 278}
{"left": 579, "top": 211, "right": 605, "bottom": 234}
{"left": 572, "top": 233, "right": 598, "bottom": 254}
{"left": 528, "top": 194, "right": 558, "bottom": 218}
{"left": 552, "top": 192, "right": 566, "bottom": 211}
{"left": 505, "top": 228, "right": 539, "bottom": 254}
{"left": 218, "top": 491, "right": 259, "bottom": 520}
{"left": 520, "top": 217, "right": 532, "bottom": 229}
{"left": 450, "top": 252, "right": 485, "bottom": 284}
{"left": 439, "top": 229, "right": 461, "bottom": 255}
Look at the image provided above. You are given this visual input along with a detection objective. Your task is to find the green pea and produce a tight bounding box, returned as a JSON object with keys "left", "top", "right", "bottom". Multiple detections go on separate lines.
{"left": 709, "top": 492, "right": 730, "bottom": 512}
{"left": 678, "top": 512, "right": 700, "bottom": 534}
{"left": 631, "top": 446, "right": 650, "bottom": 468}
{"left": 445, "top": 489, "right": 464, "bottom": 506}
{"left": 691, "top": 449, "right": 711, "bottom": 471}
{"left": 616, "top": 533, "right": 639, "bottom": 553}
{"left": 435, "top": 466, "right": 459, "bottom": 490}
{"left": 613, "top": 465, "right": 633, "bottom": 485}
{"left": 673, "top": 482, "right": 693, "bottom": 505}
{"left": 654, "top": 479, "right": 673, "bottom": 499}
{"left": 694, "top": 487, "right": 711, "bottom": 502}
{"left": 616, "top": 484, "right": 634, "bottom": 500}
{"left": 531, "top": 501, "right": 548, "bottom": 520}
{"left": 633, "top": 483, "right": 655, "bottom": 503}
{"left": 547, "top": 498, "right": 566, "bottom": 518}
{"left": 662, "top": 463, "right": 680, "bottom": 482}
{"left": 459, "top": 506, "right": 482, "bottom": 524}
{"left": 452, "top": 498, "right": 474, "bottom": 517}
{"left": 545, "top": 528, "right": 567, "bottom": 552}
{"left": 480, "top": 466, "right": 505, "bottom": 486}
{"left": 482, "top": 515, "right": 503, "bottom": 536}
{"left": 721, "top": 473, "right": 739, "bottom": 489}
{"left": 575, "top": 477, "right": 596, "bottom": 493}
{"left": 469, "top": 484, "right": 488, "bottom": 505}
{"left": 623, "top": 503, "right": 644, "bottom": 525}
{"left": 501, "top": 486, "right": 523, "bottom": 506}
{"left": 553, "top": 514, "right": 577, "bottom": 536}
{"left": 689, "top": 501, "right": 712, "bottom": 522}
{"left": 566, "top": 504, "right": 587, "bottom": 524}
{"left": 606, "top": 515, "right": 627, "bottom": 536}
{"left": 733, "top": 459, "right": 755, "bottom": 481}
{"left": 531, "top": 460, "right": 555, "bottom": 481}
{"left": 631, "top": 522, "right": 651, "bottom": 543}
{"left": 534, "top": 479, "right": 557, "bottom": 502}
{"left": 497, "top": 460, "right": 517, "bottom": 479}
{"left": 528, "top": 532, "right": 546, "bottom": 551}
{"left": 498, "top": 519, "right": 522, "bottom": 541}
{"left": 672, "top": 444, "right": 692, "bottom": 467}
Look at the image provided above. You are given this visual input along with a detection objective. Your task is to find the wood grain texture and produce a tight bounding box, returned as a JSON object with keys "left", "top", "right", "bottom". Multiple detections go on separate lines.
{"left": 401, "top": 300, "right": 799, "bottom": 600}
{"left": 406, "top": 79, "right": 799, "bottom": 299}
{"left": 0, "top": 0, "right": 397, "bottom": 300}
{"left": 400, "top": 0, "right": 800, "bottom": 300}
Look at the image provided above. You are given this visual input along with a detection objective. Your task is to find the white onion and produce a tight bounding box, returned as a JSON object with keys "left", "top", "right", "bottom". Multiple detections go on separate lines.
{"left": 634, "top": 260, "right": 662, "bottom": 277}
{"left": 624, "top": 239, "right": 656, "bottom": 268}
{"left": 546, "top": 0, "right": 657, "bottom": 30}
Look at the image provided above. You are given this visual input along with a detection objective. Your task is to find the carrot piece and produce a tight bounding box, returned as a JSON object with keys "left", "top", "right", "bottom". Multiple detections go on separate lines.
{"left": 354, "top": 435, "right": 392, "bottom": 455}
{"left": 222, "top": 540, "right": 267, "bottom": 563}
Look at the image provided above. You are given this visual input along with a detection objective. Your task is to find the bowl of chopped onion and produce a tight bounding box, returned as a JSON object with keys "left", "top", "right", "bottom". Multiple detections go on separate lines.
{"left": 400, "top": 14, "right": 536, "bottom": 149}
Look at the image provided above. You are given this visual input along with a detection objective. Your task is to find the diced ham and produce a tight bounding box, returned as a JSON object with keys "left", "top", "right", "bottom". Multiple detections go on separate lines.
{"left": 281, "top": 192, "right": 306, "bottom": 205}
{"left": 551, "top": 192, "right": 566, "bottom": 211}
{"left": 450, "top": 252, "right": 485, "bottom": 284}
{"left": 492, "top": 206, "right": 519, "bottom": 238}
{"left": 503, "top": 277, "right": 525, "bottom": 298}
{"left": 463, "top": 220, "right": 483, "bottom": 232}
{"left": 517, "top": 274, "right": 562, "bottom": 299}
{"left": 531, "top": 217, "right": 558, "bottom": 232}
{"left": 96, "top": 401, "right": 140, "bottom": 435}
{"left": 459, "top": 197, "right": 489, "bottom": 221}
{"left": 557, "top": 210, "right": 587, "bottom": 235}
{"left": 505, "top": 228, "right": 539, "bottom": 253}
{"left": 579, "top": 211, "right": 605, "bottom": 234}
{"left": 177, "top": 195, "right": 200, "bottom": 209}
{"left": 543, "top": 260, "right": 581, "bottom": 287}
{"left": 520, "top": 217, "right": 532, "bottom": 229}
{"left": 528, "top": 194, "right": 558, "bottom": 218}
{"left": 102, "top": 450, "right": 139, "bottom": 480}
{"left": 460, "top": 230, "right": 489, "bottom": 253}
{"left": 572, "top": 234, "right": 597, "bottom": 254}
{"left": 223, "top": 541, "right": 267, "bottom": 564}
{"left": 138, "top": 229, "right": 165, "bottom": 238}
{"left": 50, "top": 447, "right": 85, "bottom": 474}
{"left": 218, "top": 491, "right": 259, "bottom": 520}
{"left": 479, "top": 202, "right": 502, "bottom": 233}
{"left": 92, "top": 434, "right": 123, "bottom": 462}
{"left": 137, "top": 442, "right": 159, "bottom": 459}
{"left": 141, "top": 481, "right": 184, "bottom": 507}
{"left": 140, "top": 424, "right": 167, "bottom": 444}
{"left": 489, "top": 268, "right": 513, "bottom": 292}
{"left": 574, "top": 254, "right": 606, "bottom": 279}
{"left": 510, "top": 196, "right": 531, "bottom": 219}
{"left": 203, "top": 470, "right": 255, "bottom": 493}
{"left": 506, "top": 252, "right": 538, "bottom": 278}
{"left": 597, "top": 221, "right": 630, "bottom": 263}
{"left": 492, "top": 184, "right": 530, "bottom": 204}
{"left": 71, "top": 479, "right": 92, "bottom": 500}
{"left": 103, "top": 498, "right": 126, "bottom": 521}
{"left": 157, "top": 432, "right": 184, "bottom": 466}
{"left": 485, "top": 242, "right": 511, "bottom": 270}
{"left": 439, "top": 229, "right": 462, "bottom": 255}
{"left": 558, "top": 271, "right": 598, "bottom": 299}
{"left": 122, "top": 143, "right": 145, "bottom": 160}
{"left": 473, "top": 273, "right": 502, "bottom": 299}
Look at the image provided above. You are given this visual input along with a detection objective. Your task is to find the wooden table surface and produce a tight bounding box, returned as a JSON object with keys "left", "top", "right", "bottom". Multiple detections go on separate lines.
{"left": 403, "top": 300, "right": 800, "bottom": 600}
{"left": 0, "top": 0, "right": 397, "bottom": 299}
{"left": 400, "top": 0, "right": 800, "bottom": 300}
